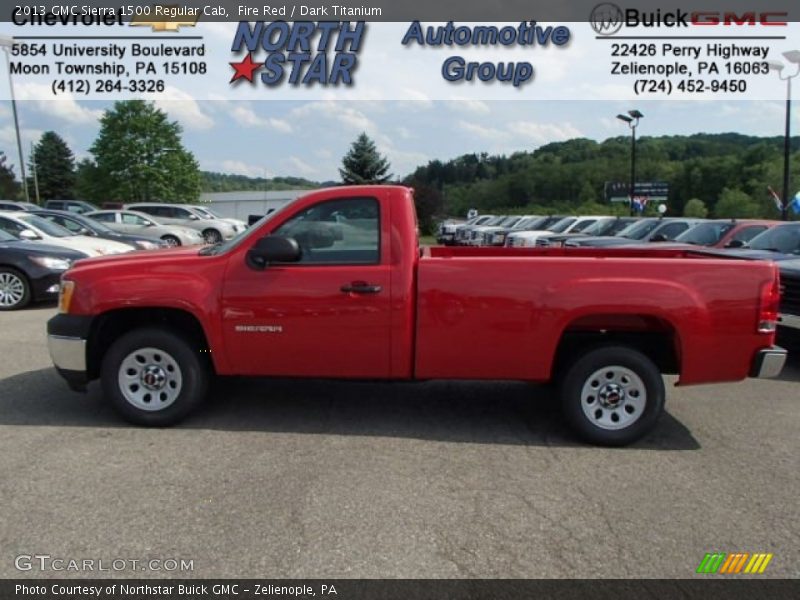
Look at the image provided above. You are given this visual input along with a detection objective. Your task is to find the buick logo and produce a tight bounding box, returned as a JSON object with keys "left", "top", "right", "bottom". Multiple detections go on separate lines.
{"left": 591, "top": 2, "right": 624, "bottom": 36}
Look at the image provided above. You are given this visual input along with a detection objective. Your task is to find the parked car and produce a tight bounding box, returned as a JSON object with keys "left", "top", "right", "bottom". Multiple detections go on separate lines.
{"left": 126, "top": 203, "right": 238, "bottom": 244}
{"left": 189, "top": 205, "right": 248, "bottom": 233}
{"left": 32, "top": 210, "right": 166, "bottom": 251}
{"left": 673, "top": 219, "right": 779, "bottom": 249}
{"left": 547, "top": 217, "right": 639, "bottom": 247}
{"left": 484, "top": 215, "right": 550, "bottom": 247}
{"left": 565, "top": 218, "right": 704, "bottom": 247}
{"left": 777, "top": 259, "right": 800, "bottom": 333}
{"left": 454, "top": 215, "right": 494, "bottom": 244}
{"left": 0, "top": 228, "right": 86, "bottom": 310}
{"left": 0, "top": 200, "right": 39, "bottom": 212}
{"left": 86, "top": 210, "right": 205, "bottom": 247}
{"left": 0, "top": 212, "right": 134, "bottom": 256}
{"left": 462, "top": 215, "right": 506, "bottom": 245}
{"left": 508, "top": 216, "right": 608, "bottom": 247}
{"left": 43, "top": 200, "right": 97, "bottom": 214}
{"left": 436, "top": 218, "right": 465, "bottom": 245}
{"left": 722, "top": 222, "right": 800, "bottom": 261}
{"left": 470, "top": 216, "right": 523, "bottom": 246}
{"left": 48, "top": 185, "right": 784, "bottom": 446}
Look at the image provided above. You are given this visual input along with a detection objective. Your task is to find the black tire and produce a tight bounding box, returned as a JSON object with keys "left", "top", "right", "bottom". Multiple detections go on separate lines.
{"left": 161, "top": 235, "right": 181, "bottom": 247}
{"left": 0, "top": 267, "right": 31, "bottom": 311}
{"left": 101, "top": 328, "right": 209, "bottom": 426}
{"left": 203, "top": 229, "right": 222, "bottom": 244}
{"left": 560, "top": 345, "right": 665, "bottom": 446}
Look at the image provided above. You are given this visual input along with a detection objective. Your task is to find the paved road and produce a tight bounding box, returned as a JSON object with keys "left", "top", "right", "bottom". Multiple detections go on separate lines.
{"left": 0, "top": 307, "right": 798, "bottom": 579}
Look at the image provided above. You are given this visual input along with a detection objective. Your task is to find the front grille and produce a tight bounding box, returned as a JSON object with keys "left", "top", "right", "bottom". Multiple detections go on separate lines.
{"left": 780, "top": 274, "right": 800, "bottom": 315}
{"left": 536, "top": 238, "right": 551, "bottom": 247}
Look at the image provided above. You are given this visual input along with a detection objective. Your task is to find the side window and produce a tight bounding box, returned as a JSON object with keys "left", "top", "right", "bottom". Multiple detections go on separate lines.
{"left": 0, "top": 217, "right": 25, "bottom": 236}
{"left": 122, "top": 213, "right": 147, "bottom": 225}
{"left": 66, "top": 204, "right": 83, "bottom": 213}
{"left": 273, "top": 197, "right": 380, "bottom": 265}
{"left": 732, "top": 226, "right": 767, "bottom": 243}
{"left": 658, "top": 223, "right": 688, "bottom": 240}
{"left": 173, "top": 208, "right": 193, "bottom": 219}
{"left": 92, "top": 213, "right": 116, "bottom": 223}
{"left": 135, "top": 206, "right": 157, "bottom": 216}
{"left": 44, "top": 215, "right": 77, "bottom": 233}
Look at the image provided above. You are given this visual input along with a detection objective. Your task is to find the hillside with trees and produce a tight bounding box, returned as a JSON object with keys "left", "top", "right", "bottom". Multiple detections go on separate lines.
{"left": 404, "top": 133, "right": 800, "bottom": 222}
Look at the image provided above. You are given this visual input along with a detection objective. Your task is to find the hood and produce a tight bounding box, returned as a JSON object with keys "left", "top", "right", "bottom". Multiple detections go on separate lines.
{"left": 70, "top": 244, "right": 200, "bottom": 269}
{"left": 778, "top": 259, "right": 800, "bottom": 277}
{"left": 0, "top": 240, "right": 87, "bottom": 259}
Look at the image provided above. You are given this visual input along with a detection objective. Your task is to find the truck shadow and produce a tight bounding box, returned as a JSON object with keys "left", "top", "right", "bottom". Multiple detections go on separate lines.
{"left": 0, "top": 368, "right": 699, "bottom": 450}
{"left": 775, "top": 331, "right": 800, "bottom": 383}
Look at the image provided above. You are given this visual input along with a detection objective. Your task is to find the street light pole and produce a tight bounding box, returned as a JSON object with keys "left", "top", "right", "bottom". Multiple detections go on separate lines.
{"left": 769, "top": 51, "right": 800, "bottom": 221}
{"left": 617, "top": 110, "right": 644, "bottom": 217}
{"left": 0, "top": 36, "right": 29, "bottom": 203}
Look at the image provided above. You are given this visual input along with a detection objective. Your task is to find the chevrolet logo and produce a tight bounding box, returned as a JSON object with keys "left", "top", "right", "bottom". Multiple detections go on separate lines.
{"left": 129, "top": 5, "right": 199, "bottom": 32}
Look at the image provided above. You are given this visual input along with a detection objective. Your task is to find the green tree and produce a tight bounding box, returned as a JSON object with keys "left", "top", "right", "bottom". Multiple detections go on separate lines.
{"left": 406, "top": 178, "right": 443, "bottom": 235}
{"left": 683, "top": 198, "right": 708, "bottom": 218}
{"left": 0, "top": 152, "right": 20, "bottom": 199}
{"left": 88, "top": 100, "right": 201, "bottom": 202}
{"left": 715, "top": 188, "right": 759, "bottom": 218}
{"left": 29, "top": 131, "right": 75, "bottom": 201}
{"left": 339, "top": 132, "right": 392, "bottom": 184}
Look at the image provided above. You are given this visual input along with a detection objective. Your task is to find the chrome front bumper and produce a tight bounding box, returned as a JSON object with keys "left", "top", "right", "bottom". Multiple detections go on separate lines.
{"left": 750, "top": 346, "right": 787, "bottom": 379}
{"left": 47, "top": 335, "right": 87, "bottom": 372}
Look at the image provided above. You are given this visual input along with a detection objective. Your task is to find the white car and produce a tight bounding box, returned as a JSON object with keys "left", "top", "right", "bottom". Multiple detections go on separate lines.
{"left": 0, "top": 212, "right": 135, "bottom": 256}
{"left": 190, "top": 206, "right": 248, "bottom": 233}
{"left": 507, "top": 216, "right": 611, "bottom": 247}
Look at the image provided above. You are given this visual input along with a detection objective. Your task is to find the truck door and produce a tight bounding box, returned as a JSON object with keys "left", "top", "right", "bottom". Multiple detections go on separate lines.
{"left": 221, "top": 196, "right": 392, "bottom": 378}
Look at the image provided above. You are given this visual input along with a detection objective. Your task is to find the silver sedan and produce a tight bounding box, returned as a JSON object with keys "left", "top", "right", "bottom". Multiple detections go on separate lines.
{"left": 85, "top": 210, "right": 205, "bottom": 247}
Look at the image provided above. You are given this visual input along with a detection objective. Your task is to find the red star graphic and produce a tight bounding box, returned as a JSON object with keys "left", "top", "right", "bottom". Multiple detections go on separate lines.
{"left": 230, "top": 53, "right": 261, "bottom": 83}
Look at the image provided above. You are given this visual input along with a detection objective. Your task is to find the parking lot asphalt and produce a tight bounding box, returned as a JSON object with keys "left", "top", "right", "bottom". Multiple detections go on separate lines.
{"left": 0, "top": 306, "right": 798, "bottom": 579}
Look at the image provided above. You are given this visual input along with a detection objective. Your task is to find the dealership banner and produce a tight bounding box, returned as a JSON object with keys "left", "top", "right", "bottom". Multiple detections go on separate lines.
{"left": 0, "top": 1, "right": 799, "bottom": 101}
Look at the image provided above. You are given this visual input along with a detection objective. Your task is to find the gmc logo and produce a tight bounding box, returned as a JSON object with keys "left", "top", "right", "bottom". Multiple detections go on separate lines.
{"left": 691, "top": 12, "right": 788, "bottom": 26}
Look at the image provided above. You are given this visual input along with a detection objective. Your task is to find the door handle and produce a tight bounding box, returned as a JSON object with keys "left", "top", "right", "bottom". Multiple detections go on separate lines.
{"left": 341, "top": 281, "right": 382, "bottom": 294}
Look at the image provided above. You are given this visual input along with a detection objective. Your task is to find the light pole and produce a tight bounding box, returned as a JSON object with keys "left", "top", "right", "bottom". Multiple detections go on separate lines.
{"left": 0, "top": 35, "right": 29, "bottom": 203}
{"left": 769, "top": 51, "right": 800, "bottom": 222}
{"left": 617, "top": 110, "right": 644, "bottom": 217}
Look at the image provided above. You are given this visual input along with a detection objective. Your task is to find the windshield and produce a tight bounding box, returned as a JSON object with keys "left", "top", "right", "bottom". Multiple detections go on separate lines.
{"left": 499, "top": 216, "right": 521, "bottom": 227}
{"left": 198, "top": 204, "right": 291, "bottom": 256}
{"left": 748, "top": 225, "right": 800, "bottom": 254}
{"left": 195, "top": 207, "right": 223, "bottom": 219}
{"left": 548, "top": 217, "right": 577, "bottom": 233}
{"left": 19, "top": 215, "right": 75, "bottom": 238}
{"left": 571, "top": 219, "right": 598, "bottom": 233}
{"left": 0, "top": 229, "right": 17, "bottom": 242}
{"left": 511, "top": 217, "right": 540, "bottom": 230}
{"left": 618, "top": 219, "right": 660, "bottom": 240}
{"left": 482, "top": 216, "right": 506, "bottom": 227}
{"left": 19, "top": 202, "right": 39, "bottom": 210}
{"left": 675, "top": 222, "right": 735, "bottom": 246}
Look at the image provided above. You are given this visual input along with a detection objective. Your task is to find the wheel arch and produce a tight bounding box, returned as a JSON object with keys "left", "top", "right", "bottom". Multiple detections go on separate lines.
{"left": 86, "top": 307, "right": 215, "bottom": 380}
{"left": 552, "top": 313, "right": 682, "bottom": 380}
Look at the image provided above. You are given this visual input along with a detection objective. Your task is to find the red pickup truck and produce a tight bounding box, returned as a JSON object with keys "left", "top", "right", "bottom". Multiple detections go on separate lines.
{"left": 47, "top": 186, "right": 786, "bottom": 445}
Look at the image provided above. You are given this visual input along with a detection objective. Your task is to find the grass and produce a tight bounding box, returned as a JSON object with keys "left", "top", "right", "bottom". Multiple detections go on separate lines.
{"left": 419, "top": 235, "right": 438, "bottom": 246}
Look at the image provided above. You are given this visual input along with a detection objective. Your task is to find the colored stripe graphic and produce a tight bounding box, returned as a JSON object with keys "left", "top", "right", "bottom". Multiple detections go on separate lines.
{"left": 697, "top": 553, "right": 727, "bottom": 574}
{"left": 744, "top": 553, "right": 774, "bottom": 574}
{"left": 719, "top": 553, "right": 749, "bottom": 574}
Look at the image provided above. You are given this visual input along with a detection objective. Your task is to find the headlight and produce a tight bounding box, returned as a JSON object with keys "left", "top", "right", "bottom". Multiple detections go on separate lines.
{"left": 136, "top": 240, "right": 160, "bottom": 250}
{"left": 29, "top": 256, "right": 71, "bottom": 271}
{"left": 58, "top": 280, "right": 75, "bottom": 314}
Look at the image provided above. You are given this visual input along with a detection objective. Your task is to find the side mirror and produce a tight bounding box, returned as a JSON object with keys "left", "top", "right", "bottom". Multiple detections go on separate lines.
{"left": 651, "top": 234, "right": 668, "bottom": 242}
{"left": 19, "top": 229, "right": 41, "bottom": 241}
{"left": 246, "top": 235, "right": 301, "bottom": 270}
{"left": 189, "top": 215, "right": 199, "bottom": 220}
{"left": 725, "top": 239, "right": 745, "bottom": 249}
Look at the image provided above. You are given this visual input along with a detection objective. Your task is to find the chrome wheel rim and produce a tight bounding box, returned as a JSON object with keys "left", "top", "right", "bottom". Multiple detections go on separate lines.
{"left": 0, "top": 272, "right": 25, "bottom": 308}
{"left": 580, "top": 365, "right": 646, "bottom": 430}
{"left": 118, "top": 347, "right": 183, "bottom": 411}
{"left": 162, "top": 237, "right": 179, "bottom": 247}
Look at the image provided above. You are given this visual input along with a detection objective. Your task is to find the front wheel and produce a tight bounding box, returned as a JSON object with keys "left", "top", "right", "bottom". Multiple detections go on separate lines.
{"left": 560, "top": 346, "right": 665, "bottom": 446}
{"left": 0, "top": 268, "right": 31, "bottom": 310}
{"left": 203, "top": 229, "right": 222, "bottom": 244}
{"left": 101, "top": 328, "right": 209, "bottom": 426}
{"left": 161, "top": 235, "right": 181, "bottom": 247}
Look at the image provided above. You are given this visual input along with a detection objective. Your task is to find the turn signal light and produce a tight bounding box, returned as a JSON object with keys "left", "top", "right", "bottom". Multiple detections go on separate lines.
{"left": 58, "top": 280, "right": 75, "bottom": 314}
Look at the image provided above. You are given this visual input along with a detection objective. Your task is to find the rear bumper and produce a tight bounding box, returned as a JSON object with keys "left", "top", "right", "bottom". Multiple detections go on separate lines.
{"left": 47, "top": 314, "right": 93, "bottom": 392}
{"left": 749, "top": 346, "right": 787, "bottom": 379}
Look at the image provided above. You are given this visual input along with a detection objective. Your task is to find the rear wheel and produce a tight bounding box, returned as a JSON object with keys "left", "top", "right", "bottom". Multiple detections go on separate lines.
{"left": 161, "top": 235, "right": 181, "bottom": 247}
{"left": 0, "top": 268, "right": 31, "bottom": 310}
{"left": 101, "top": 328, "right": 208, "bottom": 426}
{"left": 560, "top": 346, "right": 665, "bottom": 446}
